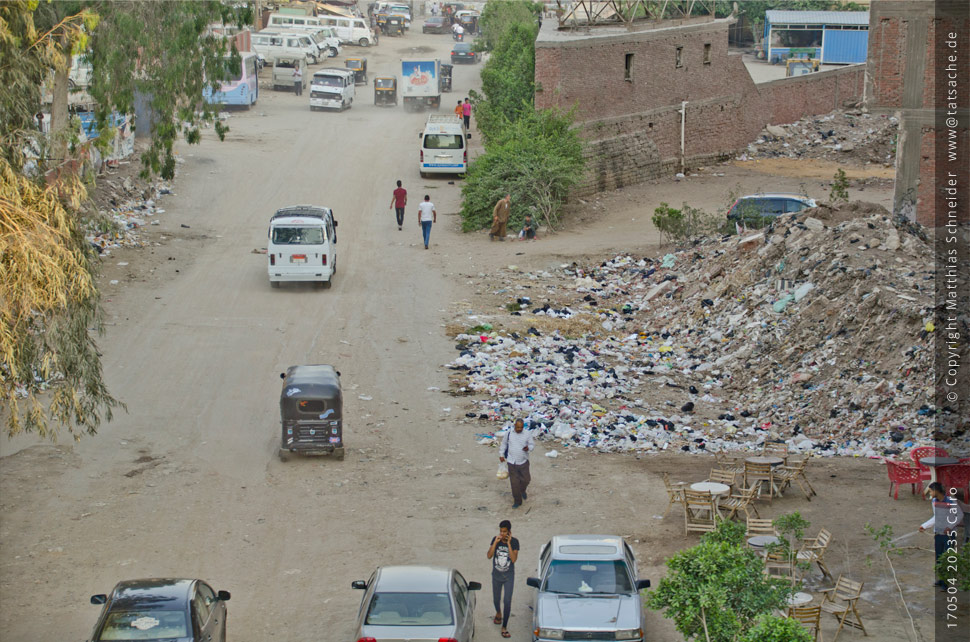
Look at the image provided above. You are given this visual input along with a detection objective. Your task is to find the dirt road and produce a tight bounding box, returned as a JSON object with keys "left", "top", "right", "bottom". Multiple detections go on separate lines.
{"left": 0, "top": 22, "right": 939, "bottom": 642}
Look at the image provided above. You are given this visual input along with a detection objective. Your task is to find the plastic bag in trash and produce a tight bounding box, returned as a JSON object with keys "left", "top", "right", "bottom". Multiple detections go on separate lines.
{"left": 497, "top": 461, "right": 509, "bottom": 480}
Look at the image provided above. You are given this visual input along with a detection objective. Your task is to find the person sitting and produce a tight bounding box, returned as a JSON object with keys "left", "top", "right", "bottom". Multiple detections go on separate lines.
{"left": 520, "top": 214, "right": 536, "bottom": 240}
{"left": 452, "top": 22, "right": 464, "bottom": 38}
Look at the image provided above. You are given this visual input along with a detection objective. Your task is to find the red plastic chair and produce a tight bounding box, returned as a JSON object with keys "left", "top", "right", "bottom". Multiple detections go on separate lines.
{"left": 886, "top": 459, "right": 923, "bottom": 499}
{"left": 910, "top": 446, "right": 950, "bottom": 483}
{"left": 939, "top": 464, "right": 970, "bottom": 497}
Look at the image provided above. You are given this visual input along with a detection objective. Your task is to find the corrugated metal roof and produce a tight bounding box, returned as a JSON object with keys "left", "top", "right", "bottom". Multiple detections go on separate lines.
{"left": 765, "top": 10, "right": 870, "bottom": 27}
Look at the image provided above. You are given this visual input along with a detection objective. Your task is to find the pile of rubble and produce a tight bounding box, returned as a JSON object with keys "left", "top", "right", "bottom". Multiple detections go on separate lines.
{"left": 741, "top": 110, "right": 898, "bottom": 166}
{"left": 447, "top": 202, "right": 959, "bottom": 458}
{"left": 85, "top": 160, "right": 177, "bottom": 252}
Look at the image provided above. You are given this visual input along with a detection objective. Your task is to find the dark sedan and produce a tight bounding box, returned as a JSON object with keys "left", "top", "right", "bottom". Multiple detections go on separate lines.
{"left": 451, "top": 43, "right": 480, "bottom": 64}
{"left": 423, "top": 16, "right": 450, "bottom": 33}
{"left": 87, "top": 578, "right": 230, "bottom": 642}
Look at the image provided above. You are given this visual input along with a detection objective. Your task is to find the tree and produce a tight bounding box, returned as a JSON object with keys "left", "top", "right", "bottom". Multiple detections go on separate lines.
{"left": 647, "top": 521, "right": 793, "bottom": 642}
{"left": 477, "top": 0, "right": 541, "bottom": 53}
{"left": 460, "top": 108, "right": 584, "bottom": 232}
{"left": 472, "top": 20, "right": 538, "bottom": 144}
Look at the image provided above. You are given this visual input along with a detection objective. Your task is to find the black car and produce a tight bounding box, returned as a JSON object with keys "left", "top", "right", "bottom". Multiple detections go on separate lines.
{"left": 423, "top": 16, "right": 449, "bottom": 33}
{"left": 451, "top": 42, "right": 479, "bottom": 64}
{"left": 88, "top": 578, "right": 230, "bottom": 642}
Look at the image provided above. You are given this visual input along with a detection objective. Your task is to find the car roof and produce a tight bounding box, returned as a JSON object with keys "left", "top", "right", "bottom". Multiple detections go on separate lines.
{"left": 548, "top": 535, "right": 626, "bottom": 560}
{"left": 109, "top": 579, "right": 194, "bottom": 610}
{"left": 738, "top": 193, "right": 813, "bottom": 201}
{"left": 375, "top": 566, "right": 452, "bottom": 592}
{"left": 453, "top": 43, "right": 472, "bottom": 49}
{"left": 272, "top": 205, "right": 332, "bottom": 222}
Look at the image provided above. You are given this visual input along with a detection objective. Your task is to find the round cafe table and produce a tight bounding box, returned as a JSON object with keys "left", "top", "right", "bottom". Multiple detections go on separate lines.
{"left": 919, "top": 456, "right": 960, "bottom": 484}
{"left": 746, "top": 456, "right": 785, "bottom": 467}
{"left": 747, "top": 535, "right": 780, "bottom": 549}
{"left": 788, "top": 592, "right": 813, "bottom": 607}
{"left": 690, "top": 482, "right": 731, "bottom": 496}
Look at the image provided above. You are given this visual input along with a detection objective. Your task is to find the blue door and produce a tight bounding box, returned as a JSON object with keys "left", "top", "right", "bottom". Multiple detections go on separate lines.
{"left": 822, "top": 29, "right": 868, "bottom": 64}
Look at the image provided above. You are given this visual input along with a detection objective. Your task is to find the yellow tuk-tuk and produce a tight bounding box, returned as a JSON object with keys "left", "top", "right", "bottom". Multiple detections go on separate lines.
{"left": 345, "top": 58, "right": 368, "bottom": 85}
{"left": 374, "top": 76, "right": 397, "bottom": 106}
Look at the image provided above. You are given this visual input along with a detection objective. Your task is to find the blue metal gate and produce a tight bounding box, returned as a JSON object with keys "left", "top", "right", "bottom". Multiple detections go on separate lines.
{"left": 822, "top": 29, "right": 868, "bottom": 64}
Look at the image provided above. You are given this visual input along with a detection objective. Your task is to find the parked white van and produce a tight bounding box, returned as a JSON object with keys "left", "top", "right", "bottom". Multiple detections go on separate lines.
{"left": 267, "top": 206, "right": 338, "bottom": 288}
{"left": 310, "top": 69, "right": 356, "bottom": 111}
{"left": 309, "top": 27, "right": 341, "bottom": 58}
{"left": 419, "top": 115, "right": 467, "bottom": 177}
{"left": 316, "top": 15, "right": 376, "bottom": 47}
{"left": 266, "top": 12, "right": 326, "bottom": 30}
{"left": 252, "top": 31, "right": 319, "bottom": 64}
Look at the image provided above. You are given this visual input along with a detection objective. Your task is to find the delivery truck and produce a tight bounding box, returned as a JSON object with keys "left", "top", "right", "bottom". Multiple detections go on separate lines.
{"left": 401, "top": 58, "right": 441, "bottom": 111}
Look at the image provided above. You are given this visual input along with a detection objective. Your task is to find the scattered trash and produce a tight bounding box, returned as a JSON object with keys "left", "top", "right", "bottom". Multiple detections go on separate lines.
{"left": 358, "top": 395, "right": 373, "bottom": 401}
{"left": 545, "top": 449, "right": 559, "bottom": 458}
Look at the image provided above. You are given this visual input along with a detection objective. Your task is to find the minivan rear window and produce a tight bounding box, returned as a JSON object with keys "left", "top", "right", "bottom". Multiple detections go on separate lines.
{"left": 423, "top": 134, "right": 464, "bottom": 149}
{"left": 298, "top": 400, "right": 326, "bottom": 413}
{"left": 272, "top": 226, "right": 325, "bottom": 244}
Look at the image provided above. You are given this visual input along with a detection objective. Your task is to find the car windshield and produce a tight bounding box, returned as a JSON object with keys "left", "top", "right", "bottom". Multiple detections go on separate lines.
{"left": 272, "top": 225, "right": 325, "bottom": 245}
{"left": 375, "top": 79, "right": 394, "bottom": 88}
{"left": 424, "top": 134, "right": 463, "bottom": 150}
{"left": 98, "top": 610, "right": 188, "bottom": 640}
{"left": 543, "top": 559, "right": 634, "bottom": 594}
{"left": 365, "top": 592, "right": 454, "bottom": 626}
{"left": 454, "top": 44, "right": 471, "bottom": 52}
{"left": 313, "top": 75, "right": 342, "bottom": 87}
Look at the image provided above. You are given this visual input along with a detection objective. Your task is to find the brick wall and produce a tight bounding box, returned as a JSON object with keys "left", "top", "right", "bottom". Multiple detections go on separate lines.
{"left": 536, "top": 20, "right": 866, "bottom": 197}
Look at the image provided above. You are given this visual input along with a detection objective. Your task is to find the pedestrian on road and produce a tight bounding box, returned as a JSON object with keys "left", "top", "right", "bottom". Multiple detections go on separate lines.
{"left": 389, "top": 179, "right": 407, "bottom": 230}
{"left": 417, "top": 195, "right": 436, "bottom": 249}
{"left": 292, "top": 59, "right": 303, "bottom": 96}
{"left": 462, "top": 97, "right": 472, "bottom": 131}
{"left": 490, "top": 193, "right": 511, "bottom": 242}
{"left": 499, "top": 419, "right": 533, "bottom": 508}
{"left": 454, "top": 100, "right": 463, "bottom": 120}
{"left": 919, "top": 481, "right": 964, "bottom": 589}
{"left": 486, "top": 519, "right": 519, "bottom": 638}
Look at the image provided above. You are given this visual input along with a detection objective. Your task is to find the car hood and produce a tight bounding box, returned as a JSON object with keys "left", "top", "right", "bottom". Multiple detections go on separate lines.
{"left": 535, "top": 593, "right": 642, "bottom": 631}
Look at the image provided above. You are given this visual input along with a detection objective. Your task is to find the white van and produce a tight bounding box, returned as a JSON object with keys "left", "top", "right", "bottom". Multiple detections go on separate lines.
{"left": 310, "top": 69, "right": 356, "bottom": 111}
{"left": 267, "top": 12, "right": 325, "bottom": 30}
{"left": 316, "top": 15, "right": 376, "bottom": 47}
{"left": 419, "top": 115, "right": 467, "bottom": 177}
{"left": 309, "top": 27, "right": 341, "bottom": 58}
{"left": 252, "top": 31, "right": 319, "bottom": 64}
{"left": 267, "top": 206, "right": 338, "bottom": 288}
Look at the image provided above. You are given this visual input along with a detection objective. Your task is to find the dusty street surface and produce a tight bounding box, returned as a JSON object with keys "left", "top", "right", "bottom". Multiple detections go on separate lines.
{"left": 0, "top": 22, "right": 952, "bottom": 642}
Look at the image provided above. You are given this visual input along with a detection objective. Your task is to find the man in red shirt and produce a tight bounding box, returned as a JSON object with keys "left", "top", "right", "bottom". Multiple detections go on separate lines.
{"left": 388, "top": 179, "right": 407, "bottom": 230}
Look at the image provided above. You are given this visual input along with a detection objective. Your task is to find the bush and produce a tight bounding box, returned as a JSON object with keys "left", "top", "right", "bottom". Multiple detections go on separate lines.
{"left": 936, "top": 540, "right": 970, "bottom": 592}
{"left": 460, "top": 108, "right": 584, "bottom": 232}
{"left": 472, "top": 20, "right": 537, "bottom": 144}
{"left": 652, "top": 202, "right": 725, "bottom": 244}
{"left": 740, "top": 614, "right": 813, "bottom": 642}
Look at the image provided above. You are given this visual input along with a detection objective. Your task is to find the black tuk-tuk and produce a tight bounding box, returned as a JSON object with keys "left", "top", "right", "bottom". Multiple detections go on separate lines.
{"left": 374, "top": 76, "right": 398, "bottom": 106}
{"left": 460, "top": 14, "right": 479, "bottom": 35}
{"left": 278, "top": 365, "right": 344, "bottom": 461}
{"left": 440, "top": 64, "right": 453, "bottom": 92}
{"left": 345, "top": 58, "right": 368, "bottom": 85}
{"left": 386, "top": 15, "right": 405, "bottom": 36}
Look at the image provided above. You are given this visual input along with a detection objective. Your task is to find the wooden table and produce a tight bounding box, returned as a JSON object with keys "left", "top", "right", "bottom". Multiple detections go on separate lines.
{"left": 746, "top": 456, "right": 785, "bottom": 467}
{"left": 787, "top": 591, "right": 813, "bottom": 607}
{"left": 747, "top": 535, "right": 780, "bottom": 549}
{"left": 689, "top": 482, "right": 731, "bottom": 518}
{"left": 920, "top": 456, "right": 960, "bottom": 484}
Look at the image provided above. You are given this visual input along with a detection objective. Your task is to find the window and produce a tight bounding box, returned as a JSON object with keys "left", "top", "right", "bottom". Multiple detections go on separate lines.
{"left": 542, "top": 559, "right": 635, "bottom": 594}
{"left": 704, "top": 43, "right": 711, "bottom": 64}
{"left": 298, "top": 400, "right": 327, "bottom": 413}
{"left": 272, "top": 226, "right": 325, "bottom": 245}
{"left": 99, "top": 610, "right": 189, "bottom": 640}
{"left": 365, "top": 593, "right": 454, "bottom": 626}
{"left": 624, "top": 53, "right": 634, "bottom": 81}
{"left": 423, "top": 134, "right": 464, "bottom": 150}
{"left": 675, "top": 46, "right": 683, "bottom": 68}
{"left": 452, "top": 579, "right": 467, "bottom": 617}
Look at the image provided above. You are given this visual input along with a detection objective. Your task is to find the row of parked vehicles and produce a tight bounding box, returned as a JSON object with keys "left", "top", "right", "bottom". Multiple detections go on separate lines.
{"left": 84, "top": 536, "right": 653, "bottom": 642}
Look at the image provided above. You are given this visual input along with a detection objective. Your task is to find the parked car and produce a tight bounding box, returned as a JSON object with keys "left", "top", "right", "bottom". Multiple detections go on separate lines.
{"left": 726, "top": 193, "right": 817, "bottom": 229}
{"left": 87, "top": 578, "right": 230, "bottom": 642}
{"left": 450, "top": 42, "right": 479, "bottom": 64}
{"left": 352, "top": 566, "right": 481, "bottom": 642}
{"left": 423, "top": 16, "right": 450, "bottom": 33}
{"left": 527, "top": 535, "right": 651, "bottom": 642}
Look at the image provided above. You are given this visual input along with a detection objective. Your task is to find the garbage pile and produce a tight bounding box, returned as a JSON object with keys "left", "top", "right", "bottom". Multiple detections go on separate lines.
{"left": 742, "top": 110, "right": 898, "bottom": 166}
{"left": 447, "top": 202, "right": 959, "bottom": 458}
{"left": 85, "top": 162, "right": 177, "bottom": 252}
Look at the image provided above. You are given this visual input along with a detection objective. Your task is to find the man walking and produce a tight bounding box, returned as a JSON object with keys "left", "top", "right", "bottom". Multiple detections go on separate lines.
{"left": 292, "top": 59, "right": 303, "bottom": 96}
{"left": 919, "top": 481, "right": 964, "bottom": 589}
{"left": 486, "top": 519, "right": 519, "bottom": 638}
{"left": 499, "top": 419, "right": 534, "bottom": 508}
{"left": 462, "top": 97, "right": 472, "bottom": 132}
{"left": 417, "top": 194, "right": 436, "bottom": 249}
{"left": 454, "top": 100, "right": 463, "bottom": 120}
{"left": 389, "top": 179, "right": 407, "bottom": 230}
{"left": 490, "top": 193, "right": 511, "bottom": 242}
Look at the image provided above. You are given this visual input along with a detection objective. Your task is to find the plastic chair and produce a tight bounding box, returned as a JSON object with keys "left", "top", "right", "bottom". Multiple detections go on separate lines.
{"left": 884, "top": 459, "right": 922, "bottom": 499}
{"left": 819, "top": 575, "right": 867, "bottom": 640}
{"left": 939, "top": 464, "right": 970, "bottom": 498}
{"left": 790, "top": 605, "right": 824, "bottom": 642}
{"left": 910, "top": 446, "right": 950, "bottom": 483}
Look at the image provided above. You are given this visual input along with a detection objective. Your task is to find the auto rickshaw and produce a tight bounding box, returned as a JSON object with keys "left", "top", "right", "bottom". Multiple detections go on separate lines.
{"left": 375, "top": 11, "right": 389, "bottom": 34}
{"left": 345, "top": 58, "right": 368, "bottom": 85}
{"left": 278, "top": 365, "right": 344, "bottom": 461}
{"left": 459, "top": 13, "right": 479, "bottom": 35}
{"left": 386, "top": 15, "right": 405, "bottom": 36}
{"left": 440, "top": 64, "right": 453, "bottom": 92}
{"left": 373, "top": 76, "right": 397, "bottom": 106}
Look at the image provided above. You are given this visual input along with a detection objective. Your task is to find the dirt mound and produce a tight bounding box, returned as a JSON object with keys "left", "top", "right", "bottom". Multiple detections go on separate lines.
{"left": 800, "top": 200, "right": 889, "bottom": 224}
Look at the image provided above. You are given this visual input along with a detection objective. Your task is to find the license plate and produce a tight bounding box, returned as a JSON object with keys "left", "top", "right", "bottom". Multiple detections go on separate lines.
{"left": 291, "top": 254, "right": 307, "bottom": 264}
{"left": 329, "top": 437, "right": 341, "bottom": 443}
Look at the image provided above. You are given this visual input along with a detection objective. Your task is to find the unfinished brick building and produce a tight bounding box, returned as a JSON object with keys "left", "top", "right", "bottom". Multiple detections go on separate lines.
{"left": 535, "top": 17, "right": 865, "bottom": 196}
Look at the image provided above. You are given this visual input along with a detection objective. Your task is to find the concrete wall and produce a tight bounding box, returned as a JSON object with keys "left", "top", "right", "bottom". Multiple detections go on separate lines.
{"left": 536, "top": 19, "right": 865, "bottom": 197}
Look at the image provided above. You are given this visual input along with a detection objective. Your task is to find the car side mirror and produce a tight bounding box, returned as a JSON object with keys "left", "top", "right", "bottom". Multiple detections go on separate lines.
{"left": 217, "top": 590, "right": 231, "bottom": 601}
{"left": 467, "top": 581, "right": 482, "bottom": 591}
{"left": 280, "top": 372, "right": 286, "bottom": 379}
{"left": 90, "top": 594, "right": 107, "bottom": 605}
{"left": 336, "top": 371, "right": 342, "bottom": 377}
{"left": 351, "top": 580, "right": 367, "bottom": 590}
{"left": 635, "top": 579, "right": 651, "bottom": 590}
{"left": 526, "top": 577, "right": 540, "bottom": 589}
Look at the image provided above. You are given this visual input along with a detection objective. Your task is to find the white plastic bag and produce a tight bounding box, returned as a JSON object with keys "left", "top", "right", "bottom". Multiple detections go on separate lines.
{"left": 496, "top": 461, "right": 509, "bottom": 480}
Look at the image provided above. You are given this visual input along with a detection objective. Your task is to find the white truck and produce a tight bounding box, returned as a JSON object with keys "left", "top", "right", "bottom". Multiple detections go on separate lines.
{"left": 401, "top": 58, "right": 441, "bottom": 111}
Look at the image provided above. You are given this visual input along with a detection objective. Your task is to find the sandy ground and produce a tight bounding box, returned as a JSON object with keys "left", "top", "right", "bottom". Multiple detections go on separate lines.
{"left": 0, "top": 22, "right": 962, "bottom": 642}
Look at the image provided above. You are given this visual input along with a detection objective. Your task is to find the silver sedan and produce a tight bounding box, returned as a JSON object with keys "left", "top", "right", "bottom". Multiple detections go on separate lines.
{"left": 351, "top": 565, "right": 482, "bottom": 642}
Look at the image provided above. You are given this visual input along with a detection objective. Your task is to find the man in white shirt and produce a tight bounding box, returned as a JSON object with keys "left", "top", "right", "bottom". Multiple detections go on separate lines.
{"left": 417, "top": 195, "right": 436, "bottom": 249}
{"left": 499, "top": 419, "right": 535, "bottom": 508}
{"left": 452, "top": 21, "right": 464, "bottom": 40}
{"left": 920, "top": 481, "right": 964, "bottom": 589}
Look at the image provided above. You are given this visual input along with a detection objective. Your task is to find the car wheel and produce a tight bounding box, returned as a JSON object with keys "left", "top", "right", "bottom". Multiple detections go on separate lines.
{"left": 278, "top": 448, "right": 288, "bottom": 462}
{"left": 221, "top": 618, "right": 226, "bottom": 641}
{"left": 330, "top": 46, "right": 338, "bottom": 57}
{"left": 322, "top": 279, "right": 332, "bottom": 289}
{"left": 270, "top": 281, "right": 280, "bottom": 288}
{"left": 333, "top": 447, "right": 345, "bottom": 460}
{"left": 359, "top": 37, "right": 369, "bottom": 47}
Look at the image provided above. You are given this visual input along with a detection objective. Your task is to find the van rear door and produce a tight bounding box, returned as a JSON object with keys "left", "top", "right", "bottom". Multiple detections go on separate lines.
{"left": 271, "top": 222, "right": 327, "bottom": 264}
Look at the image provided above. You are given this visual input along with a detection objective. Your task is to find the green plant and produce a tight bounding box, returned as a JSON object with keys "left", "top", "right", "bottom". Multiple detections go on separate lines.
{"left": 739, "top": 614, "right": 813, "bottom": 642}
{"left": 935, "top": 539, "right": 970, "bottom": 592}
{"left": 648, "top": 521, "right": 792, "bottom": 642}
{"left": 771, "top": 512, "right": 811, "bottom": 591}
{"left": 651, "top": 202, "right": 723, "bottom": 244}
{"left": 830, "top": 168, "right": 849, "bottom": 203}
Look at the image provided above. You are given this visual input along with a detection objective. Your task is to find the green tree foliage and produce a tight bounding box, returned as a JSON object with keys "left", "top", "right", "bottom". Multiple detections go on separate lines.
{"left": 477, "top": 0, "right": 541, "bottom": 53}
{"left": 830, "top": 168, "right": 849, "bottom": 202}
{"left": 739, "top": 614, "right": 813, "bottom": 642}
{"left": 460, "top": 108, "right": 583, "bottom": 232}
{"left": 647, "top": 522, "right": 793, "bottom": 642}
{"left": 473, "top": 20, "right": 538, "bottom": 144}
